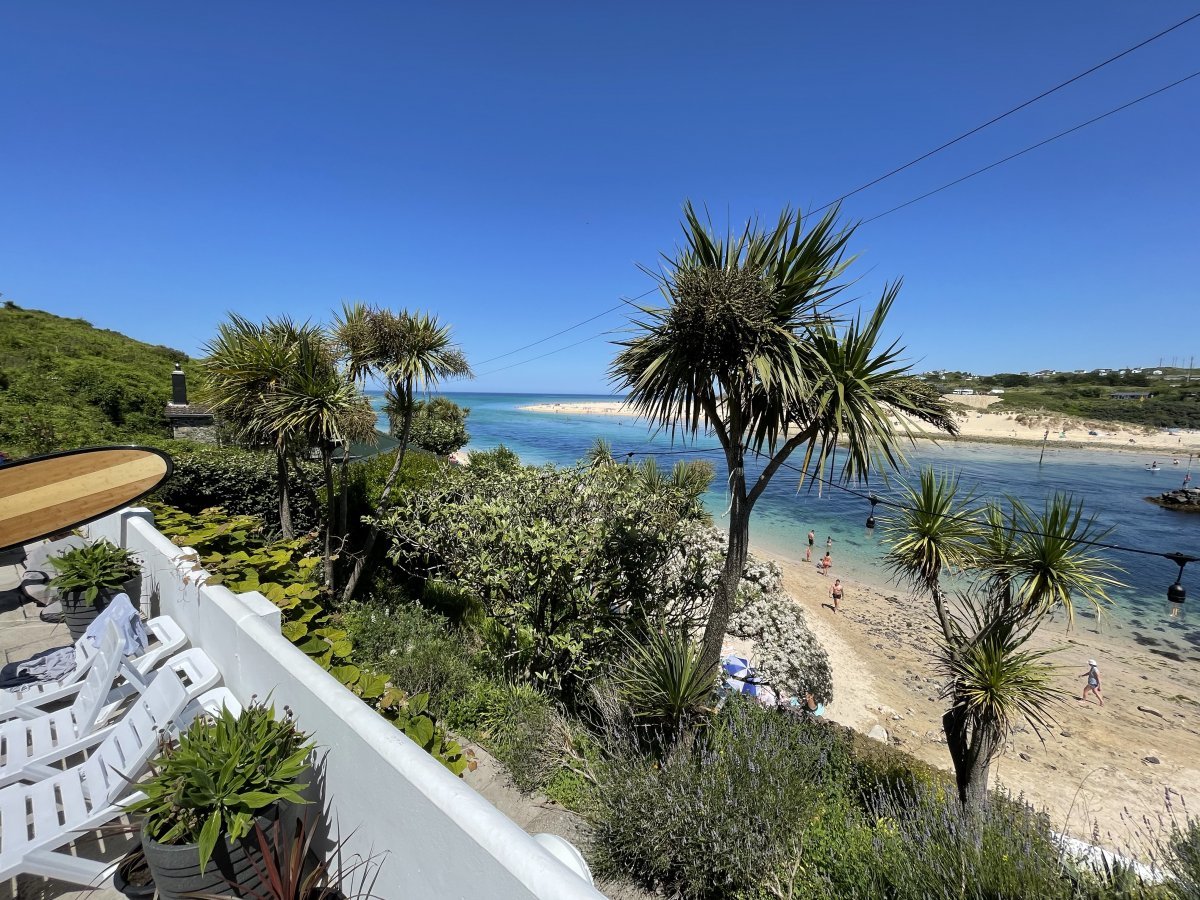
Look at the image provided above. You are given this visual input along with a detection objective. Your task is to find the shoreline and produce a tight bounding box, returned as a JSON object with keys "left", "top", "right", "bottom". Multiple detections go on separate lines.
{"left": 519, "top": 400, "right": 1200, "bottom": 458}
{"left": 750, "top": 540, "right": 1200, "bottom": 846}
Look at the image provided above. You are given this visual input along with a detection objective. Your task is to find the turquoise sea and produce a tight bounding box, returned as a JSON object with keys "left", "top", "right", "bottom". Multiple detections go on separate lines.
{"left": 372, "top": 391, "right": 1200, "bottom": 662}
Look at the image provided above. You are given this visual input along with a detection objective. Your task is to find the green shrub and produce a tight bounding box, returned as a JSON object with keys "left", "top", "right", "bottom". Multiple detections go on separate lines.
{"left": 870, "top": 787, "right": 1080, "bottom": 900}
{"left": 837, "top": 722, "right": 951, "bottom": 804}
{"left": 340, "top": 601, "right": 479, "bottom": 716}
{"left": 475, "top": 682, "right": 558, "bottom": 793}
{"left": 590, "top": 696, "right": 852, "bottom": 898}
{"left": 404, "top": 396, "right": 470, "bottom": 455}
{"left": 615, "top": 628, "right": 716, "bottom": 749}
{"left": 152, "top": 440, "right": 324, "bottom": 533}
{"left": 1165, "top": 817, "right": 1200, "bottom": 899}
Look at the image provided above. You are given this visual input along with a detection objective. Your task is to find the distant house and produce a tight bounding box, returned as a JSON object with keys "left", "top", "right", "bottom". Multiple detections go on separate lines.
{"left": 1110, "top": 391, "right": 1153, "bottom": 400}
{"left": 1153, "top": 369, "right": 1164, "bottom": 375}
{"left": 1131, "top": 368, "right": 1143, "bottom": 374}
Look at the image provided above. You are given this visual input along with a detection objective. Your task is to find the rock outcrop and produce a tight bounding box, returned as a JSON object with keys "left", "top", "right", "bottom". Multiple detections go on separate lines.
{"left": 1147, "top": 487, "right": 1200, "bottom": 512}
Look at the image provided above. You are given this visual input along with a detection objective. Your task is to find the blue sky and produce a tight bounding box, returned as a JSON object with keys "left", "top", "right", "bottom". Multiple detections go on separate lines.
{"left": 2, "top": 2, "right": 1197, "bottom": 393}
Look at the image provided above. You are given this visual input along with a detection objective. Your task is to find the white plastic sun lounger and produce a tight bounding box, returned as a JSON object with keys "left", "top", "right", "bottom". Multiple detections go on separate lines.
{"left": 0, "top": 641, "right": 221, "bottom": 790}
{"left": 0, "top": 615, "right": 188, "bottom": 719}
{"left": 0, "top": 624, "right": 124, "bottom": 788}
{"left": 0, "top": 666, "right": 191, "bottom": 887}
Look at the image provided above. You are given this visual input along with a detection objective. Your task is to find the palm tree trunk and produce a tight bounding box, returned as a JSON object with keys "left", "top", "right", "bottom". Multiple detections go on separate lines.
{"left": 320, "top": 445, "right": 337, "bottom": 594}
{"left": 944, "top": 705, "right": 999, "bottom": 809}
{"left": 339, "top": 380, "right": 415, "bottom": 603}
{"left": 699, "top": 485, "right": 750, "bottom": 676}
{"left": 275, "top": 448, "right": 293, "bottom": 539}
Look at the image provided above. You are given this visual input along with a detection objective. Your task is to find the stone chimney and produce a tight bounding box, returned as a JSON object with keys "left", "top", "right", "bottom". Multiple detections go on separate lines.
{"left": 164, "top": 363, "right": 216, "bottom": 443}
{"left": 171, "top": 363, "right": 188, "bottom": 405}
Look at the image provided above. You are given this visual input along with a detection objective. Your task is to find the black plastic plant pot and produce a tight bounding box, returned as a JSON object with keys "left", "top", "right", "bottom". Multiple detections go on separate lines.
{"left": 141, "top": 807, "right": 277, "bottom": 900}
{"left": 113, "top": 847, "right": 155, "bottom": 899}
{"left": 62, "top": 576, "right": 140, "bottom": 641}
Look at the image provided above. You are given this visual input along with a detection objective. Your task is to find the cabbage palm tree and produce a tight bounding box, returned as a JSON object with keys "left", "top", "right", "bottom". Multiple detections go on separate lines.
{"left": 885, "top": 474, "right": 1120, "bottom": 808}
{"left": 334, "top": 304, "right": 472, "bottom": 601}
{"left": 256, "top": 326, "right": 377, "bottom": 592}
{"left": 198, "top": 315, "right": 307, "bottom": 538}
{"left": 612, "top": 202, "right": 956, "bottom": 673}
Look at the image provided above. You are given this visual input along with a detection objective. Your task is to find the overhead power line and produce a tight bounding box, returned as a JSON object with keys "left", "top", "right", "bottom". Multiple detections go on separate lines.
{"left": 473, "top": 286, "right": 657, "bottom": 366}
{"left": 861, "top": 69, "right": 1200, "bottom": 224}
{"left": 474, "top": 328, "right": 620, "bottom": 377}
{"left": 470, "top": 17, "right": 1200, "bottom": 378}
{"left": 810, "top": 10, "right": 1200, "bottom": 216}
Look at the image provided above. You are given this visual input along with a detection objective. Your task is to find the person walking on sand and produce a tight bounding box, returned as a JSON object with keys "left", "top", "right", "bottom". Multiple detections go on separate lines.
{"left": 806, "top": 529, "right": 815, "bottom": 562}
{"left": 829, "top": 578, "right": 843, "bottom": 612}
{"left": 1080, "top": 659, "right": 1104, "bottom": 706}
{"left": 821, "top": 552, "right": 832, "bottom": 576}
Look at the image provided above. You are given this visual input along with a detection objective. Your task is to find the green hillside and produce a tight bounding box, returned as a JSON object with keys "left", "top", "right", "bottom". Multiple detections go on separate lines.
{"left": 0, "top": 302, "right": 191, "bottom": 456}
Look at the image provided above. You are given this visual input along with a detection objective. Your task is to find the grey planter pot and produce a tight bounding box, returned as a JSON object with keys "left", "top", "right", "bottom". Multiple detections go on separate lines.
{"left": 61, "top": 575, "right": 141, "bottom": 642}
{"left": 141, "top": 807, "right": 277, "bottom": 900}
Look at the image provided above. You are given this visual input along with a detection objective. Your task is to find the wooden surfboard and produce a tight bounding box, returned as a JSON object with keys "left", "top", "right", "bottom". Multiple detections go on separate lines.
{"left": 0, "top": 446, "right": 173, "bottom": 552}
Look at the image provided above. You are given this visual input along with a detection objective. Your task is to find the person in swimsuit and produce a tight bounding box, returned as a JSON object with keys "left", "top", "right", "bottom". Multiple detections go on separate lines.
{"left": 806, "top": 530, "right": 815, "bottom": 562}
{"left": 821, "top": 552, "right": 832, "bottom": 575}
{"left": 826, "top": 536, "right": 833, "bottom": 551}
{"left": 829, "top": 578, "right": 843, "bottom": 612}
{"left": 1080, "top": 659, "right": 1103, "bottom": 706}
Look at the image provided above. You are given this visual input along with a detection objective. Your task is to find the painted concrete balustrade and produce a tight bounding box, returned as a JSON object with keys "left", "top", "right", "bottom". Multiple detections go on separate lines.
{"left": 85, "top": 508, "right": 602, "bottom": 900}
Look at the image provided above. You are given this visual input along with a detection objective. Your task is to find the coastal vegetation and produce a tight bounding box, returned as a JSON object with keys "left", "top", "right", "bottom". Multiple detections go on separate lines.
{"left": 0, "top": 301, "right": 187, "bottom": 455}
{"left": 939, "top": 370, "right": 1200, "bottom": 430}
{"left": 5, "top": 246, "right": 1195, "bottom": 899}
{"left": 884, "top": 471, "right": 1121, "bottom": 809}
{"left": 611, "top": 201, "right": 956, "bottom": 675}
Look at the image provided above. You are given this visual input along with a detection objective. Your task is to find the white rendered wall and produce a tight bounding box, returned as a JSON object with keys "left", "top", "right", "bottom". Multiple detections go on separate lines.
{"left": 86, "top": 509, "right": 603, "bottom": 900}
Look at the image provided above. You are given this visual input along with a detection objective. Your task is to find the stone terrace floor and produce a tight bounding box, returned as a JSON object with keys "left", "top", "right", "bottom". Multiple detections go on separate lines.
{"left": 0, "top": 546, "right": 126, "bottom": 900}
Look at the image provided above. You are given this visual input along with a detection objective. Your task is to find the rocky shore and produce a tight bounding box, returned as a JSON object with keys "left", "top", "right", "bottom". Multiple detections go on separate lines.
{"left": 1147, "top": 487, "right": 1200, "bottom": 511}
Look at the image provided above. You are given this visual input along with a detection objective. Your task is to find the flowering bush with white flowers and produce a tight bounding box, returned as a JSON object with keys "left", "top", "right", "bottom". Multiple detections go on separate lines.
{"left": 729, "top": 590, "right": 833, "bottom": 705}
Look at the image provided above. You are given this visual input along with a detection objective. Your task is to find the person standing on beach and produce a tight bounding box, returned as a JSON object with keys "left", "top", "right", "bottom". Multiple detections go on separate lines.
{"left": 821, "top": 551, "right": 832, "bottom": 575}
{"left": 806, "top": 529, "right": 815, "bottom": 562}
{"left": 829, "top": 578, "right": 843, "bottom": 612}
{"left": 1080, "top": 659, "right": 1104, "bottom": 706}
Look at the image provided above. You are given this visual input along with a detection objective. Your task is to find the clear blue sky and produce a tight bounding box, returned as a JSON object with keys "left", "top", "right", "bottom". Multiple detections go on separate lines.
{"left": 2, "top": 2, "right": 1197, "bottom": 392}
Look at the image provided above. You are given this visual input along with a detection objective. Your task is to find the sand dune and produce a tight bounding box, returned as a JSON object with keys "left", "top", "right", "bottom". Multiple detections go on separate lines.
{"left": 520, "top": 399, "right": 1200, "bottom": 458}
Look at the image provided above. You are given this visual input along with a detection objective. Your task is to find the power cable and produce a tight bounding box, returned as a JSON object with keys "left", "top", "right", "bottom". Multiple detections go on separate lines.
{"left": 473, "top": 287, "right": 658, "bottom": 366}
{"left": 810, "top": 10, "right": 1200, "bottom": 216}
{"left": 861, "top": 69, "right": 1200, "bottom": 225}
{"left": 473, "top": 329, "right": 620, "bottom": 377}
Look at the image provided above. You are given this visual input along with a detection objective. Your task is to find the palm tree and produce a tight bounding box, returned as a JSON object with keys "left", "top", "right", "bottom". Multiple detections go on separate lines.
{"left": 333, "top": 303, "right": 472, "bottom": 601}
{"left": 883, "top": 469, "right": 979, "bottom": 641}
{"left": 611, "top": 202, "right": 956, "bottom": 673}
{"left": 255, "top": 326, "right": 377, "bottom": 592}
{"left": 885, "top": 475, "right": 1120, "bottom": 808}
{"left": 198, "top": 315, "right": 306, "bottom": 538}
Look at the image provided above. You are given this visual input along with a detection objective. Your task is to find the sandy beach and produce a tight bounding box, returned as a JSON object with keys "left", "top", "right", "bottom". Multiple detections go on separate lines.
{"left": 520, "top": 398, "right": 1200, "bottom": 458}
{"left": 521, "top": 397, "right": 1200, "bottom": 846}
{"left": 761, "top": 548, "right": 1200, "bottom": 850}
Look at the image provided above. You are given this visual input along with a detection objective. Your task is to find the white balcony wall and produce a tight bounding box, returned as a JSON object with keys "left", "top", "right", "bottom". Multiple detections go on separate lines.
{"left": 86, "top": 509, "right": 603, "bottom": 900}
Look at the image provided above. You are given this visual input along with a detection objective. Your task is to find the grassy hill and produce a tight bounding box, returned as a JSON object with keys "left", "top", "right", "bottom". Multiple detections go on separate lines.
{"left": 0, "top": 302, "right": 192, "bottom": 456}
{"left": 929, "top": 370, "right": 1200, "bottom": 430}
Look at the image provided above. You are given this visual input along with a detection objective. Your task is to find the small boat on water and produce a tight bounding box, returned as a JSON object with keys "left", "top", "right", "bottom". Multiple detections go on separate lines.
{"left": 1146, "top": 463, "right": 1161, "bottom": 471}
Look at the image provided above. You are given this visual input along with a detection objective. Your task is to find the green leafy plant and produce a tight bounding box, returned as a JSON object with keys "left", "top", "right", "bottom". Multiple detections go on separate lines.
{"left": 378, "top": 688, "right": 473, "bottom": 776}
{"left": 153, "top": 505, "right": 470, "bottom": 776}
{"left": 616, "top": 628, "right": 716, "bottom": 747}
{"left": 127, "top": 701, "right": 313, "bottom": 871}
{"left": 47, "top": 539, "right": 140, "bottom": 603}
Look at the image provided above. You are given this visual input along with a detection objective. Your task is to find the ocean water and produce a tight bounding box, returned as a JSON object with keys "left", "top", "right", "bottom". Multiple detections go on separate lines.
{"left": 372, "top": 391, "right": 1200, "bottom": 659}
